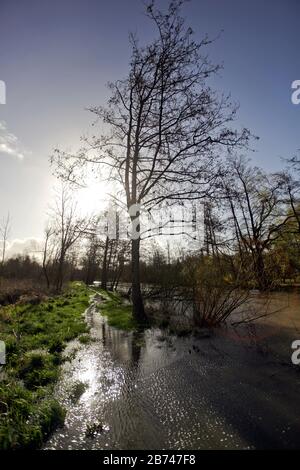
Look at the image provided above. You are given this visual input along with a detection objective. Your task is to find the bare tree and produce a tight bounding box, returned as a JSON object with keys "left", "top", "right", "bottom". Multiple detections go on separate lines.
{"left": 275, "top": 171, "right": 300, "bottom": 233}
{"left": 221, "top": 157, "right": 291, "bottom": 290}
{"left": 52, "top": 1, "right": 250, "bottom": 320}
{"left": 108, "top": 239, "right": 130, "bottom": 291}
{"left": 42, "top": 225, "right": 55, "bottom": 289}
{"left": 0, "top": 213, "right": 10, "bottom": 268}
{"left": 82, "top": 232, "right": 100, "bottom": 286}
{"left": 51, "top": 186, "right": 90, "bottom": 292}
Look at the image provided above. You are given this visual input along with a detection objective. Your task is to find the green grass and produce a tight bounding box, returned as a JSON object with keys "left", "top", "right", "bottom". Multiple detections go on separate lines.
{"left": 0, "top": 282, "right": 90, "bottom": 449}
{"left": 94, "top": 289, "right": 138, "bottom": 330}
{"left": 0, "top": 382, "right": 66, "bottom": 449}
{"left": 68, "top": 381, "right": 88, "bottom": 403}
{"left": 78, "top": 334, "right": 91, "bottom": 344}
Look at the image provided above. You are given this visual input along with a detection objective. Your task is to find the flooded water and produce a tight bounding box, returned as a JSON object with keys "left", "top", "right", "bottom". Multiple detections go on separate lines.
{"left": 45, "top": 291, "right": 300, "bottom": 450}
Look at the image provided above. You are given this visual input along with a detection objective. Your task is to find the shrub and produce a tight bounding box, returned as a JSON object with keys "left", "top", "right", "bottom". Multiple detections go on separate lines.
{"left": 189, "top": 259, "right": 250, "bottom": 327}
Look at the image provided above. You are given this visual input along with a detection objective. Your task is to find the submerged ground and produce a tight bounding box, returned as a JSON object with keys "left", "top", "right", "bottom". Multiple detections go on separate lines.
{"left": 44, "top": 289, "right": 300, "bottom": 450}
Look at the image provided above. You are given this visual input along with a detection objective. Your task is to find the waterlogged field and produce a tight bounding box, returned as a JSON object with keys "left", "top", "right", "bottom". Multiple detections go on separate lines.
{"left": 1, "top": 285, "right": 300, "bottom": 450}
{"left": 46, "top": 290, "right": 300, "bottom": 450}
{"left": 0, "top": 282, "right": 90, "bottom": 449}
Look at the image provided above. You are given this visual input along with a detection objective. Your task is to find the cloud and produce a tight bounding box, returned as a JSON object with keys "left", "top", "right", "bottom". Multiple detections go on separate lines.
{"left": 0, "top": 121, "right": 26, "bottom": 161}
{"left": 4, "top": 238, "right": 43, "bottom": 259}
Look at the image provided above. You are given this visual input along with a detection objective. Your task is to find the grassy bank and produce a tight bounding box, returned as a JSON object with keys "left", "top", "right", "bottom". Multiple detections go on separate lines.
{"left": 94, "top": 289, "right": 139, "bottom": 330}
{"left": 0, "top": 282, "right": 90, "bottom": 449}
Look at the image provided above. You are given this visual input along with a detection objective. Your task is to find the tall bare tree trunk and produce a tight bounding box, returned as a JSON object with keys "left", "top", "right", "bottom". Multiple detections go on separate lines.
{"left": 101, "top": 236, "right": 109, "bottom": 290}
{"left": 131, "top": 237, "right": 146, "bottom": 321}
{"left": 42, "top": 227, "right": 52, "bottom": 289}
{"left": 56, "top": 253, "right": 65, "bottom": 292}
{"left": 254, "top": 249, "right": 268, "bottom": 291}
{"left": 0, "top": 213, "right": 10, "bottom": 274}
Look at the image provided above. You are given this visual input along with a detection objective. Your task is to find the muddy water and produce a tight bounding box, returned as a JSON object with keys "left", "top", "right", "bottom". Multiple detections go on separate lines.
{"left": 45, "top": 291, "right": 300, "bottom": 450}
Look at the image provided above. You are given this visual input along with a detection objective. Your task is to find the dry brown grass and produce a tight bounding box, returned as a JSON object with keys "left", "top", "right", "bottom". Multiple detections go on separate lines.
{"left": 0, "top": 278, "right": 50, "bottom": 306}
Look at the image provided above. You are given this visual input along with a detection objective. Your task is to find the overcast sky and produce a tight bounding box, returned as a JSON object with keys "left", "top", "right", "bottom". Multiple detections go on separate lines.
{"left": 0, "top": 0, "right": 300, "bottom": 251}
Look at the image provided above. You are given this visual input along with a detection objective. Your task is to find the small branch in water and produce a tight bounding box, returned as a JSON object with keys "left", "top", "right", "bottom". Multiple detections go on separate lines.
{"left": 231, "top": 306, "right": 286, "bottom": 326}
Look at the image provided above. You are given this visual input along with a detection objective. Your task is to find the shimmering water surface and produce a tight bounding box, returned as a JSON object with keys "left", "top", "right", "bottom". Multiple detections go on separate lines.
{"left": 45, "top": 291, "right": 300, "bottom": 450}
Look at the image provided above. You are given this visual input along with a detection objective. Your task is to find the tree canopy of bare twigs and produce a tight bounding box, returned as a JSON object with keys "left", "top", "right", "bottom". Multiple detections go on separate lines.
{"left": 52, "top": 0, "right": 251, "bottom": 320}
